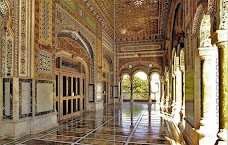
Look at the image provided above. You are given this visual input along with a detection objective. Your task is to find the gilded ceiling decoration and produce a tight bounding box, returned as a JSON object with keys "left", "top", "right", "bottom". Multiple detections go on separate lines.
{"left": 116, "top": 0, "right": 159, "bottom": 37}
{"left": 81, "top": 0, "right": 170, "bottom": 43}
{"left": 115, "top": 0, "right": 170, "bottom": 43}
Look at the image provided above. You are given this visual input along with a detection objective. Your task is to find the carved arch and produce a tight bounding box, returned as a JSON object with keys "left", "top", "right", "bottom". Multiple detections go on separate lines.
{"left": 131, "top": 69, "right": 148, "bottom": 79}
{"left": 167, "top": 1, "right": 184, "bottom": 61}
{"left": 150, "top": 67, "right": 161, "bottom": 76}
{"left": 171, "top": 47, "right": 177, "bottom": 73}
{"left": 131, "top": 65, "right": 150, "bottom": 76}
{"left": 0, "top": 0, "right": 13, "bottom": 35}
{"left": 120, "top": 69, "right": 131, "bottom": 80}
{"left": 58, "top": 30, "right": 95, "bottom": 83}
{"left": 103, "top": 54, "right": 113, "bottom": 71}
{"left": 192, "top": 5, "right": 205, "bottom": 36}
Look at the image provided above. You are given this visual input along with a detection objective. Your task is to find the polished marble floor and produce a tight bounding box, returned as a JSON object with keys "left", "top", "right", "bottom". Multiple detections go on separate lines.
{"left": 2, "top": 102, "right": 185, "bottom": 145}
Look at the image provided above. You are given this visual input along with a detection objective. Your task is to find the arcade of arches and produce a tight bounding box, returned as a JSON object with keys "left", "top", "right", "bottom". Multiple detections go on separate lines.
{"left": 0, "top": 0, "right": 227, "bottom": 145}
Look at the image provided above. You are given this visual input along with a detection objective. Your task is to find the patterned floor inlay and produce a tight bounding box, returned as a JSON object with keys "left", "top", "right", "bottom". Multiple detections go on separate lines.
{"left": 2, "top": 103, "right": 185, "bottom": 145}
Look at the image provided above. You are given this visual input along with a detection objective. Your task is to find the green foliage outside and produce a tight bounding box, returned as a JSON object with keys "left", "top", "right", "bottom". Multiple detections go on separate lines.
{"left": 122, "top": 75, "right": 149, "bottom": 99}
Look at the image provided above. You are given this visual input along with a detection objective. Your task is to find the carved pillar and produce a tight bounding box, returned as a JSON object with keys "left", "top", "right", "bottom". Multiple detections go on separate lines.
{"left": 179, "top": 69, "right": 185, "bottom": 126}
{"left": 211, "top": 30, "right": 228, "bottom": 143}
{"left": 148, "top": 75, "right": 152, "bottom": 106}
{"left": 165, "top": 73, "right": 169, "bottom": 112}
{"left": 160, "top": 76, "right": 165, "bottom": 107}
{"left": 198, "top": 47, "right": 218, "bottom": 139}
{"left": 171, "top": 75, "right": 176, "bottom": 116}
{"left": 130, "top": 76, "right": 134, "bottom": 103}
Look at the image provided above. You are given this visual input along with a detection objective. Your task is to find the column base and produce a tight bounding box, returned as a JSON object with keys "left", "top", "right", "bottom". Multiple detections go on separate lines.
{"left": 130, "top": 98, "right": 134, "bottom": 103}
{"left": 173, "top": 109, "right": 181, "bottom": 124}
{"left": 0, "top": 112, "right": 58, "bottom": 139}
{"left": 216, "top": 141, "right": 228, "bottom": 145}
{"left": 88, "top": 101, "right": 104, "bottom": 111}
{"left": 119, "top": 98, "right": 123, "bottom": 104}
{"left": 148, "top": 99, "right": 152, "bottom": 106}
{"left": 217, "top": 129, "right": 227, "bottom": 142}
{"left": 197, "top": 125, "right": 218, "bottom": 145}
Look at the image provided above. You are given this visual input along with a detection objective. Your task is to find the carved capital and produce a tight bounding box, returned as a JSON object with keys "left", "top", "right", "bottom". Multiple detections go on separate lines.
{"left": 211, "top": 30, "right": 228, "bottom": 45}
{"left": 198, "top": 46, "right": 218, "bottom": 59}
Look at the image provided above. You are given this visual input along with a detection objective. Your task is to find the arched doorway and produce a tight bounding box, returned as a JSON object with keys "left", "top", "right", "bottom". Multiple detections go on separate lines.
{"left": 132, "top": 71, "right": 149, "bottom": 101}
{"left": 121, "top": 74, "right": 131, "bottom": 101}
{"left": 56, "top": 31, "right": 92, "bottom": 121}
{"left": 151, "top": 73, "right": 160, "bottom": 102}
{"left": 102, "top": 58, "right": 111, "bottom": 106}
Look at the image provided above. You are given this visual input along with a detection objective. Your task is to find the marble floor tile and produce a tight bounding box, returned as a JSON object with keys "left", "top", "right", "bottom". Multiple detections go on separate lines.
{"left": 2, "top": 102, "right": 185, "bottom": 145}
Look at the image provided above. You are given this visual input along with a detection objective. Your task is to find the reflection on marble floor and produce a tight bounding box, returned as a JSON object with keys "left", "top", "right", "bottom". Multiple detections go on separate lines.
{"left": 3, "top": 103, "right": 185, "bottom": 145}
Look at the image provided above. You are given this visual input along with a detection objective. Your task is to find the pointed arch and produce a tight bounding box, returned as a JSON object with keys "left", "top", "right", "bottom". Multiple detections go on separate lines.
{"left": 192, "top": 5, "right": 205, "bottom": 37}
{"left": 171, "top": 47, "right": 177, "bottom": 72}
{"left": 58, "top": 30, "right": 95, "bottom": 83}
{"left": 103, "top": 54, "right": 113, "bottom": 71}
{"left": 150, "top": 67, "right": 161, "bottom": 75}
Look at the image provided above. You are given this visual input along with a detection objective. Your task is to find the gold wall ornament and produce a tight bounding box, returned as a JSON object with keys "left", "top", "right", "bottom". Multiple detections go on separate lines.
{"left": 120, "top": 28, "right": 127, "bottom": 34}
{"left": 133, "top": 0, "right": 144, "bottom": 7}
{"left": 0, "top": 0, "right": 14, "bottom": 36}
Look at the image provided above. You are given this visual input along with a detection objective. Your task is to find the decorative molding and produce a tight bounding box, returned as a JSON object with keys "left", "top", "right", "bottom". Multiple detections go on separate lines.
{"left": 62, "top": 59, "right": 79, "bottom": 70}
{"left": 192, "top": 5, "right": 205, "bottom": 36}
{"left": 60, "top": 0, "right": 76, "bottom": 12}
{"left": 0, "top": 0, "right": 8, "bottom": 17}
{"left": 13, "top": 0, "right": 19, "bottom": 77}
{"left": 219, "top": 0, "right": 228, "bottom": 30}
{"left": 118, "top": 56, "right": 163, "bottom": 72}
{"left": 19, "top": 0, "right": 29, "bottom": 76}
{"left": 57, "top": 29, "right": 95, "bottom": 83}
{"left": 6, "top": 38, "right": 13, "bottom": 76}
{"left": 0, "top": 0, "right": 14, "bottom": 77}
{"left": 56, "top": 5, "right": 96, "bottom": 48}
{"left": 39, "top": 0, "right": 52, "bottom": 46}
{"left": 120, "top": 45, "right": 161, "bottom": 52}
{"left": 118, "top": 51, "right": 164, "bottom": 58}
{"left": 211, "top": 30, "right": 228, "bottom": 44}
{"left": 207, "top": 0, "right": 216, "bottom": 15}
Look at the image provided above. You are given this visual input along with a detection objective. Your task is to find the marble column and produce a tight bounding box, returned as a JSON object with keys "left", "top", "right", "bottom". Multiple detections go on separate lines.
{"left": 165, "top": 75, "right": 169, "bottom": 113}
{"left": 198, "top": 47, "right": 218, "bottom": 139}
{"left": 119, "top": 77, "right": 123, "bottom": 104}
{"left": 174, "top": 70, "right": 182, "bottom": 123}
{"left": 160, "top": 77, "right": 165, "bottom": 110}
{"left": 179, "top": 69, "right": 185, "bottom": 127}
{"left": 160, "top": 77, "right": 164, "bottom": 103}
{"left": 171, "top": 76, "right": 176, "bottom": 116}
{"left": 211, "top": 30, "right": 228, "bottom": 143}
{"left": 0, "top": 78, "right": 3, "bottom": 122}
{"left": 130, "top": 76, "right": 134, "bottom": 103}
{"left": 148, "top": 76, "right": 152, "bottom": 106}
{"left": 217, "top": 42, "right": 228, "bottom": 143}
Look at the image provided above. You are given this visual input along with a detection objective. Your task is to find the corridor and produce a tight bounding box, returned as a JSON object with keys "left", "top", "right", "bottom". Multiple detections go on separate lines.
{"left": 3, "top": 103, "right": 185, "bottom": 145}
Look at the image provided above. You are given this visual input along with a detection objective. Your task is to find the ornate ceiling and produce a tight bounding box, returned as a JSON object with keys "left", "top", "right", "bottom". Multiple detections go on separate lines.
{"left": 82, "top": 0, "right": 170, "bottom": 43}
{"left": 115, "top": 0, "right": 162, "bottom": 42}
